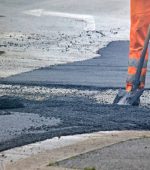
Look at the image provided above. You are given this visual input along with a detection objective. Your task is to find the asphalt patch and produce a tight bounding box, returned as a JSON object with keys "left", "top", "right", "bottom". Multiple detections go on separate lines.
{"left": 0, "top": 92, "right": 150, "bottom": 151}
{"left": 2, "top": 41, "right": 150, "bottom": 88}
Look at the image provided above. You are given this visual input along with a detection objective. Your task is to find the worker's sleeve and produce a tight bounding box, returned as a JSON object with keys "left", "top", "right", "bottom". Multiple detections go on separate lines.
{"left": 126, "top": 0, "right": 150, "bottom": 92}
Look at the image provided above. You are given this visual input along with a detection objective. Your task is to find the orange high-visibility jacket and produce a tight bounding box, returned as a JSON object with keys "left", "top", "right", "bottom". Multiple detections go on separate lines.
{"left": 126, "top": 0, "right": 150, "bottom": 91}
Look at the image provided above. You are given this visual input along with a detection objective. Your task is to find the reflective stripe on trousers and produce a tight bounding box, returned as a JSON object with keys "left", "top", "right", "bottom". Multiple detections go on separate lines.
{"left": 127, "top": 57, "right": 148, "bottom": 83}
{"left": 126, "top": 0, "right": 150, "bottom": 91}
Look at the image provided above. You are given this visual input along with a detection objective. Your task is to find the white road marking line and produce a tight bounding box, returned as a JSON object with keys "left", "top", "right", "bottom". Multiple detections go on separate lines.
{"left": 24, "top": 9, "right": 95, "bottom": 31}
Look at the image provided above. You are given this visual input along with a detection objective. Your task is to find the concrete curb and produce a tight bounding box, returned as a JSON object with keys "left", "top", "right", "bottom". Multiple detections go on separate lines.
{"left": 1, "top": 131, "right": 150, "bottom": 170}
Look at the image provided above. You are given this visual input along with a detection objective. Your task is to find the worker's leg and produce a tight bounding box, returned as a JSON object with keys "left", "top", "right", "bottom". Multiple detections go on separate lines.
{"left": 126, "top": 0, "right": 150, "bottom": 92}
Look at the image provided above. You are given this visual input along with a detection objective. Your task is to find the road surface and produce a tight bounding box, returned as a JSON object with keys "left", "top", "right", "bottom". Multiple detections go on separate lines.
{"left": 1, "top": 0, "right": 150, "bottom": 151}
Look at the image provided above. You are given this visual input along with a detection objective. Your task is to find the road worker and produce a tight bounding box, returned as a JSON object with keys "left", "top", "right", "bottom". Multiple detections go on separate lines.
{"left": 114, "top": 0, "right": 150, "bottom": 105}
{"left": 126, "top": 0, "right": 150, "bottom": 92}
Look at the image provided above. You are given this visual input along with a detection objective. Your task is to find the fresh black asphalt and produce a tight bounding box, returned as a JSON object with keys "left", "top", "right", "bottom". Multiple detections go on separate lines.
{"left": 3, "top": 41, "right": 150, "bottom": 88}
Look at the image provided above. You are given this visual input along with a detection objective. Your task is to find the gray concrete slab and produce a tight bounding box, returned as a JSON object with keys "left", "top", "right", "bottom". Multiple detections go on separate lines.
{"left": 58, "top": 138, "right": 150, "bottom": 170}
{"left": 3, "top": 131, "right": 150, "bottom": 170}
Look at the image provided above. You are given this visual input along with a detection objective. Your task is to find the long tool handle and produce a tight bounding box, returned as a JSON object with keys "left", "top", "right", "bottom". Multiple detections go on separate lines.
{"left": 133, "top": 24, "right": 150, "bottom": 91}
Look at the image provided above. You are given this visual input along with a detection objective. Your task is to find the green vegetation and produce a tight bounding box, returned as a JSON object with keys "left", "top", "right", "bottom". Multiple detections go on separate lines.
{"left": 84, "top": 167, "right": 96, "bottom": 170}
{"left": 47, "top": 162, "right": 56, "bottom": 166}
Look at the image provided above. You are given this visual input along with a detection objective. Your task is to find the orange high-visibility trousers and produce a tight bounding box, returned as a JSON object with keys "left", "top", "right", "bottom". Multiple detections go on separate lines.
{"left": 126, "top": 0, "right": 150, "bottom": 92}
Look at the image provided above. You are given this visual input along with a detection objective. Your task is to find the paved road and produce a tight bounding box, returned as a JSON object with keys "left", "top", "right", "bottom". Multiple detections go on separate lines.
{"left": 0, "top": 0, "right": 129, "bottom": 78}
{"left": 1, "top": 0, "right": 150, "bottom": 152}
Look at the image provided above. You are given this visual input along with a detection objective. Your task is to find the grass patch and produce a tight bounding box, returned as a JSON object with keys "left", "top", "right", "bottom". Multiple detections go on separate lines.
{"left": 47, "top": 162, "right": 56, "bottom": 166}
{"left": 48, "top": 161, "right": 59, "bottom": 167}
{"left": 84, "top": 167, "right": 96, "bottom": 170}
